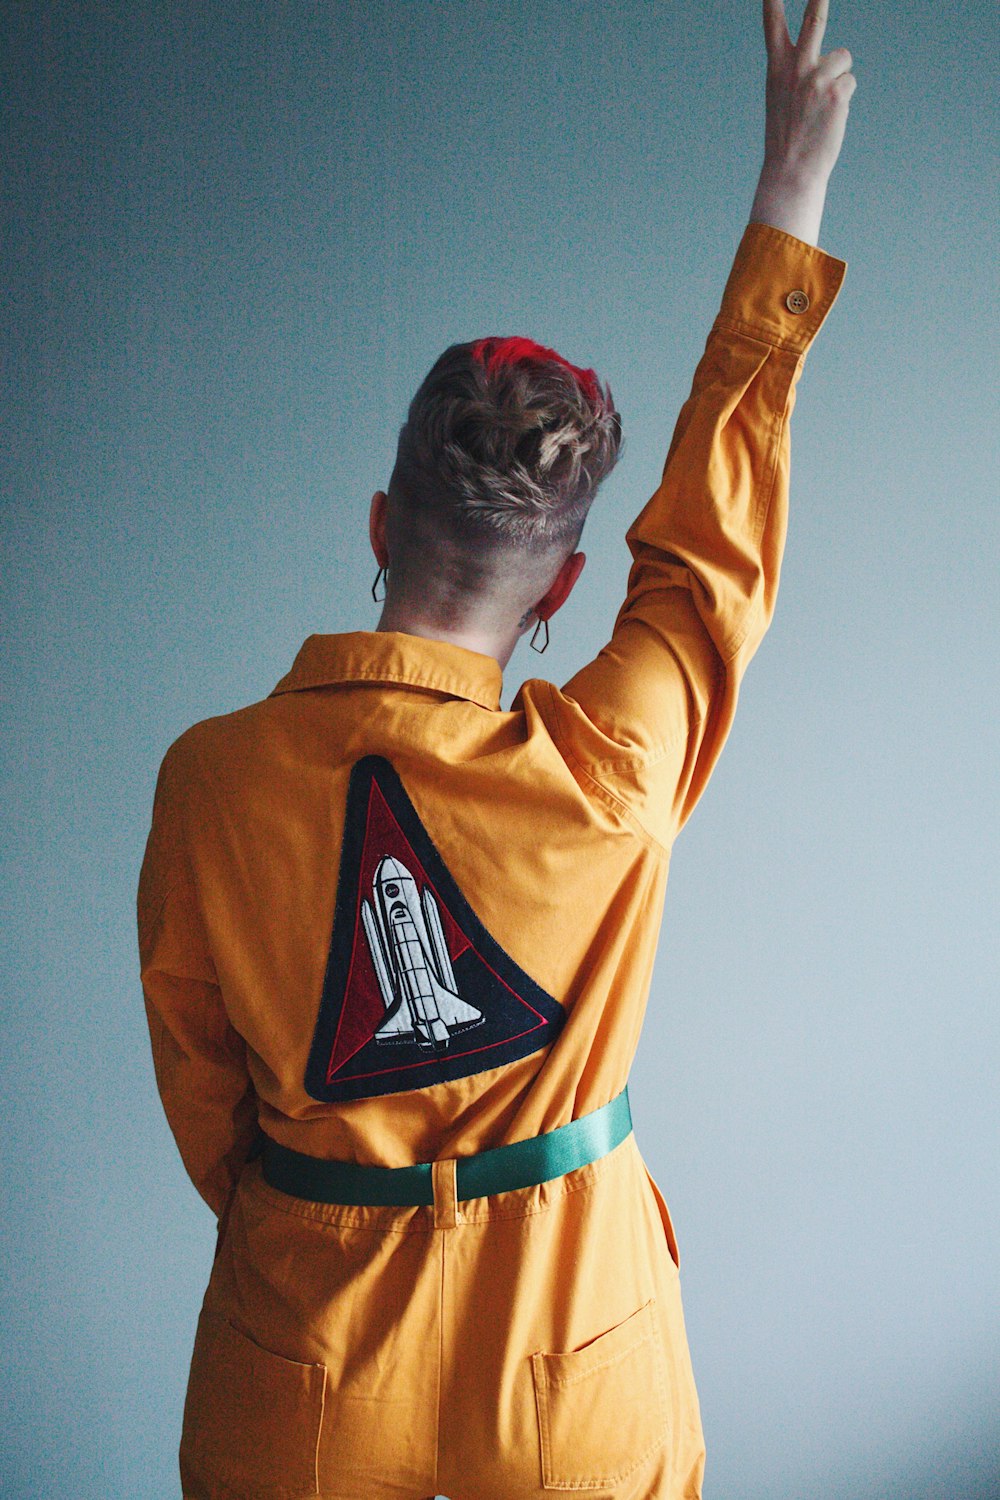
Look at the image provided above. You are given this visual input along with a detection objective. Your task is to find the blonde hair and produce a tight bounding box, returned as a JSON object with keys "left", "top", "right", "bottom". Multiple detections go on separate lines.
{"left": 386, "top": 336, "right": 623, "bottom": 571}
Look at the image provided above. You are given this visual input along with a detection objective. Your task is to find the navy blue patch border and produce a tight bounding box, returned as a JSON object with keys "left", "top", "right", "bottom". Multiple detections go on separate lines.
{"left": 304, "top": 755, "right": 566, "bottom": 1102}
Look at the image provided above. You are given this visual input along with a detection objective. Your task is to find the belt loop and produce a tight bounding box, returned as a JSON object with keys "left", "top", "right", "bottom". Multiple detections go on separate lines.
{"left": 431, "top": 1158, "right": 461, "bottom": 1229}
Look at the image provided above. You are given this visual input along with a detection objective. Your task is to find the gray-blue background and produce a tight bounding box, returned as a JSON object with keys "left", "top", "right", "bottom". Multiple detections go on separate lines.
{"left": 3, "top": 2, "right": 997, "bottom": 1496}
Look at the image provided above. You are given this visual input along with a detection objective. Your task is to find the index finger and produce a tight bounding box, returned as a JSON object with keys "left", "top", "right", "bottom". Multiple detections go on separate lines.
{"left": 797, "top": 0, "right": 830, "bottom": 63}
{"left": 763, "top": 0, "right": 792, "bottom": 60}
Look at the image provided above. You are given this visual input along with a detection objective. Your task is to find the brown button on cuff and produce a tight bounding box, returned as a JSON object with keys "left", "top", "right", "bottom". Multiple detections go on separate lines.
{"left": 785, "top": 289, "right": 810, "bottom": 314}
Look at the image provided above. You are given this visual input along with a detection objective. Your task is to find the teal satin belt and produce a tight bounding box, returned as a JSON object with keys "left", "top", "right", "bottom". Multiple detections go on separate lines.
{"left": 260, "top": 1086, "right": 633, "bottom": 1206}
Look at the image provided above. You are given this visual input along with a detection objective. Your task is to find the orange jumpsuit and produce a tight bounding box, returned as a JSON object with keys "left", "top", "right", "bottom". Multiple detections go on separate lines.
{"left": 137, "top": 220, "right": 847, "bottom": 1500}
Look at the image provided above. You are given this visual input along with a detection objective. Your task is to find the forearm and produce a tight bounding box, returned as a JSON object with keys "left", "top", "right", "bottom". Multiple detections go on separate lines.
{"left": 749, "top": 162, "right": 829, "bottom": 248}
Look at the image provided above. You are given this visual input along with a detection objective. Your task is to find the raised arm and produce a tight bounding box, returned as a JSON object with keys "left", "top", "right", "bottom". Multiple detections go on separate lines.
{"left": 550, "top": 0, "right": 856, "bottom": 850}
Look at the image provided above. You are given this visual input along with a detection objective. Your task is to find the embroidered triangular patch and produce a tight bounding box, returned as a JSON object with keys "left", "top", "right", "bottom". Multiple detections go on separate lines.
{"left": 304, "top": 755, "right": 566, "bottom": 1102}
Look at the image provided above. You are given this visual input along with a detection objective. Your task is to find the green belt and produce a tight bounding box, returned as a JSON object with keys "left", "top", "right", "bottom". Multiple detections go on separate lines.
{"left": 260, "top": 1086, "right": 632, "bottom": 1206}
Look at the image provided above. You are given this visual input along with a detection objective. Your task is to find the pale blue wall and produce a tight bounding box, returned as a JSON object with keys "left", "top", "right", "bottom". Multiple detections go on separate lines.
{"left": 3, "top": 2, "right": 997, "bottom": 1495}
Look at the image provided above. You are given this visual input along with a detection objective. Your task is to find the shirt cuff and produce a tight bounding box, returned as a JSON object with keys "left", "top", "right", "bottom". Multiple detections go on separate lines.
{"left": 712, "top": 219, "right": 848, "bottom": 356}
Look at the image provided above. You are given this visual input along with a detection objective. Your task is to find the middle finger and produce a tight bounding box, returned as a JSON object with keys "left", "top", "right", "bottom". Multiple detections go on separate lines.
{"left": 796, "top": 0, "right": 830, "bottom": 63}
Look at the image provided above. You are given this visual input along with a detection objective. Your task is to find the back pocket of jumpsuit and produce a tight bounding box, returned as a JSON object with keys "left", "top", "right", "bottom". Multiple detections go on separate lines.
{"left": 180, "top": 1309, "right": 327, "bottom": 1500}
{"left": 531, "top": 1297, "right": 667, "bottom": 1491}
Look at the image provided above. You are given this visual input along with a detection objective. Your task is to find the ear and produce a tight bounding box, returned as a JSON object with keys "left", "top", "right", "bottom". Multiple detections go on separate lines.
{"left": 369, "top": 490, "right": 389, "bottom": 567}
{"left": 535, "top": 551, "right": 586, "bottom": 620}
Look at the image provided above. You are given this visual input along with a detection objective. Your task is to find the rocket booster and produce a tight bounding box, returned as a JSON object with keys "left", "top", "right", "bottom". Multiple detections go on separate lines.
{"left": 361, "top": 856, "right": 484, "bottom": 1050}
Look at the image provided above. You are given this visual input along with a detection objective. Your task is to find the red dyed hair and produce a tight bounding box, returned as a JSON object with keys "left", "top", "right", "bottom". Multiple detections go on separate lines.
{"left": 470, "top": 336, "right": 601, "bottom": 406}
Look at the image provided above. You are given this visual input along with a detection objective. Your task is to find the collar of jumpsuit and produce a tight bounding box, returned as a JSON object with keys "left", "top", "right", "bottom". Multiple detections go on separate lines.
{"left": 268, "top": 628, "right": 505, "bottom": 712}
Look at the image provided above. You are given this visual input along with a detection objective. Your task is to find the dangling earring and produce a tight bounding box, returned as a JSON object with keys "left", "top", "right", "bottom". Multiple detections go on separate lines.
{"left": 371, "top": 565, "right": 387, "bottom": 602}
{"left": 530, "top": 615, "right": 550, "bottom": 653}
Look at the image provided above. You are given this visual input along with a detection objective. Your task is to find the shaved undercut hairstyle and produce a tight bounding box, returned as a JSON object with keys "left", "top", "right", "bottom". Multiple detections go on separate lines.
{"left": 385, "top": 335, "right": 623, "bottom": 610}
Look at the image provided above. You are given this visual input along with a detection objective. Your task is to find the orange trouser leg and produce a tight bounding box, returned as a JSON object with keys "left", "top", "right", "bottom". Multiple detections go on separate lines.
{"left": 435, "top": 1133, "right": 705, "bottom": 1500}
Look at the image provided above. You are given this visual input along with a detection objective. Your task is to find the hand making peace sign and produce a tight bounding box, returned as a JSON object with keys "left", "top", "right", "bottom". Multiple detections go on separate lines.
{"left": 761, "top": 0, "right": 857, "bottom": 186}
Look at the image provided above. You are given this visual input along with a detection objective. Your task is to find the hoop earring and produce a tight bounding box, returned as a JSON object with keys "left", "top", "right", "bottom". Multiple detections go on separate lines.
{"left": 530, "top": 616, "right": 550, "bottom": 654}
{"left": 371, "top": 565, "right": 387, "bottom": 603}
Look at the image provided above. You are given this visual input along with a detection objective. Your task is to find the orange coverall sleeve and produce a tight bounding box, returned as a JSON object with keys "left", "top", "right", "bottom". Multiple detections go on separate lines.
{"left": 137, "top": 735, "right": 258, "bottom": 1220}
{"left": 555, "top": 220, "right": 847, "bottom": 849}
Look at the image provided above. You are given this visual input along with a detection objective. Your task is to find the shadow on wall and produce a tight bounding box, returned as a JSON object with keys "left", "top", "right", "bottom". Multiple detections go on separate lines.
{"left": 824, "top": 1407, "right": 999, "bottom": 1500}
{"left": 876, "top": 1460, "right": 1000, "bottom": 1500}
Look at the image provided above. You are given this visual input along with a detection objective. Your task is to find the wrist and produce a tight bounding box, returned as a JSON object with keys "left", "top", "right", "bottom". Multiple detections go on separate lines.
{"left": 749, "top": 163, "right": 829, "bottom": 247}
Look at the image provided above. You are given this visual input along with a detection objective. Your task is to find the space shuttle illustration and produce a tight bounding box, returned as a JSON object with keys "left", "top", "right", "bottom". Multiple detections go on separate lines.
{"left": 361, "top": 855, "right": 485, "bottom": 1050}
